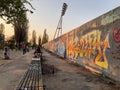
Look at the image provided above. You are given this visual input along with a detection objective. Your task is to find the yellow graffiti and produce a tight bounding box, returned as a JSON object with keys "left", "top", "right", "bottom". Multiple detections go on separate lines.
{"left": 67, "top": 39, "right": 74, "bottom": 60}
{"left": 67, "top": 30, "right": 110, "bottom": 69}
{"left": 95, "top": 34, "right": 110, "bottom": 69}
{"left": 80, "top": 30, "right": 110, "bottom": 69}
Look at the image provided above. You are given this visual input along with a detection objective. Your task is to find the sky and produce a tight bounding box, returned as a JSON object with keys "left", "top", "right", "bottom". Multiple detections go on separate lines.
{"left": 1, "top": 0, "right": 120, "bottom": 40}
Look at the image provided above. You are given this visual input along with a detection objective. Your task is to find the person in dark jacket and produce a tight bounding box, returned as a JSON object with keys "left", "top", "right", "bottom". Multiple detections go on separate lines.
{"left": 34, "top": 45, "right": 42, "bottom": 58}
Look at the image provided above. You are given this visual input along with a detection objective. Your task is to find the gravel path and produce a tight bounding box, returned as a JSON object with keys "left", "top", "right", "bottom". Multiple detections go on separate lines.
{"left": 42, "top": 50, "right": 120, "bottom": 90}
{"left": 0, "top": 50, "right": 34, "bottom": 90}
{"left": 0, "top": 49, "right": 119, "bottom": 90}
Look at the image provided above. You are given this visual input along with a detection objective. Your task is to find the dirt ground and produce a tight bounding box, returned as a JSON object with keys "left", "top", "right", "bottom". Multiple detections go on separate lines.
{"left": 0, "top": 49, "right": 34, "bottom": 90}
{"left": 0, "top": 49, "right": 120, "bottom": 90}
{"left": 0, "top": 50, "right": 23, "bottom": 66}
{"left": 42, "top": 50, "right": 120, "bottom": 90}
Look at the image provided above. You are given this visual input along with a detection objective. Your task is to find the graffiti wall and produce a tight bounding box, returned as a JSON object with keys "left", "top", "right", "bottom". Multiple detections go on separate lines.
{"left": 43, "top": 6, "right": 120, "bottom": 82}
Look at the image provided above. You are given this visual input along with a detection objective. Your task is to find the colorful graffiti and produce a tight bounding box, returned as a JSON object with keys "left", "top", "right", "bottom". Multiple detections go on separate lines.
{"left": 113, "top": 28, "right": 120, "bottom": 43}
{"left": 67, "top": 30, "right": 110, "bottom": 69}
{"left": 67, "top": 37, "right": 78, "bottom": 61}
{"left": 43, "top": 7, "right": 120, "bottom": 82}
{"left": 54, "top": 37, "right": 67, "bottom": 58}
{"left": 57, "top": 40, "right": 65, "bottom": 56}
{"left": 67, "top": 31, "right": 77, "bottom": 62}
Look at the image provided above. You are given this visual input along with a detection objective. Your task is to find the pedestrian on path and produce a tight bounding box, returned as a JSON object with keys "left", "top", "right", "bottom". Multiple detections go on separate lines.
{"left": 22, "top": 43, "right": 26, "bottom": 55}
{"left": 4, "top": 47, "right": 10, "bottom": 59}
{"left": 34, "top": 45, "right": 42, "bottom": 58}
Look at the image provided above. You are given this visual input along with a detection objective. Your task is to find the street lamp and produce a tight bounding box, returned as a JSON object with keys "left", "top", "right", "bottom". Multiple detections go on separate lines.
{"left": 62, "top": 3, "right": 68, "bottom": 16}
{"left": 53, "top": 3, "right": 68, "bottom": 39}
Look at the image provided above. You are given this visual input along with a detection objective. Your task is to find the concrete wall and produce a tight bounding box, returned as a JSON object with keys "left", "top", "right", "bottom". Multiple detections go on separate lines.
{"left": 43, "top": 6, "right": 120, "bottom": 82}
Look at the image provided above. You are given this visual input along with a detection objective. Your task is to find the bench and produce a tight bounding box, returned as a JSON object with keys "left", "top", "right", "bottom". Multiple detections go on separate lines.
{"left": 16, "top": 59, "right": 43, "bottom": 90}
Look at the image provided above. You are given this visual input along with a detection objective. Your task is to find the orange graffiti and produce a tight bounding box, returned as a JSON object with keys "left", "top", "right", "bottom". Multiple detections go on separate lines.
{"left": 79, "top": 30, "right": 110, "bottom": 69}
{"left": 94, "top": 34, "right": 110, "bottom": 69}
{"left": 67, "top": 37, "right": 79, "bottom": 61}
{"left": 67, "top": 30, "right": 110, "bottom": 69}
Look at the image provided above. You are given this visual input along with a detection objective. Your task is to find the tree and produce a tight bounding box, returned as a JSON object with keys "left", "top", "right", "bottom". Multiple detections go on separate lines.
{"left": 0, "top": 23, "right": 5, "bottom": 35}
{"left": 38, "top": 35, "right": 41, "bottom": 46}
{"left": 0, "top": 23, "right": 5, "bottom": 49}
{"left": 0, "top": 0, "right": 34, "bottom": 48}
{"left": 0, "top": 0, "right": 34, "bottom": 25}
{"left": 14, "top": 13, "right": 29, "bottom": 46}
{"left": 42, "top": 29, "right": 49, "bottom": 44}
{"left": 6, "top": 35, "right": 15, "bottom": 50}
{"left": 32, "top": 30, "right": 37, "bottom": 47}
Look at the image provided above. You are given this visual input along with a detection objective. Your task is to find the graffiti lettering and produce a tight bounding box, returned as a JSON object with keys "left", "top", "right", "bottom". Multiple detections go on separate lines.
{"left": 113, "top": 28, "right": 120, "bottom": 43}
{"left": 67, "top": 30, "right": 110, "bottom": 69}
{"left": 94, "top": 34, "right": 110, "bottom": 69}
{"left": 78, "top": 31, "right": 110, "bottom": 69}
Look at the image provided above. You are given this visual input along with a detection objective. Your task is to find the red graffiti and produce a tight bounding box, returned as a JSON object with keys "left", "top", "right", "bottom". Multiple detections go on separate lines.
{"left": 113, "top": 28, "right": 120, "bottom": 43}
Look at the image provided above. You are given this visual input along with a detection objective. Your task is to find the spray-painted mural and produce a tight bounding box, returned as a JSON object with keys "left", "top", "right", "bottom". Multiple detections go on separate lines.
{"left": 44, "top": 6, "right": 120, "bottom": 82}
{"left": 113, "top": 28, "right": 120, "bottom": 43}
{"left": 67, "top": 31, "right": 75, "bottom": 61}
{"left": 67, "top": 30, "right": 110, "bottom": 69}
{"left": 57, "top": 39, "right": 66, "bottom": 58}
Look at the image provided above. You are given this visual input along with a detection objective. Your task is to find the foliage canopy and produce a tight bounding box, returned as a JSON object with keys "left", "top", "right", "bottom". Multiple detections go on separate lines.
{"left": 0, "top": 0, "right": 34, "bottom": 25}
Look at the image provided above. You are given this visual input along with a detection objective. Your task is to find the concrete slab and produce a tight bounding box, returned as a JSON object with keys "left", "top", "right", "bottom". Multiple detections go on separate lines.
{"left": 0, "top": 50, "right": 34, "bottom": 90}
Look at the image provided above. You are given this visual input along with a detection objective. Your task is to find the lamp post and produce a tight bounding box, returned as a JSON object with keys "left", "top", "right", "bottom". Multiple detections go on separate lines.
{"left": 54, "top": 3, "right": 68, "bottom": 39}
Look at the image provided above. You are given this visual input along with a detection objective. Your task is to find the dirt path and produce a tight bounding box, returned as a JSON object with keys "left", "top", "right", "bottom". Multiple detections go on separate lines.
{"left": 42, "top": 50, "right": 120, "bottom": 90}
{"left": 0, "top": 50, "right": 34, "bottom": 90}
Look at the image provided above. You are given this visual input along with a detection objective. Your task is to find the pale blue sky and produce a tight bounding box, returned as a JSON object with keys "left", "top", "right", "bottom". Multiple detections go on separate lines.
{"left": 28, "top": 0, "right": 120, "bottom": 40}
{"left": 2, "top": 0, "right": 120, "bottom": 40}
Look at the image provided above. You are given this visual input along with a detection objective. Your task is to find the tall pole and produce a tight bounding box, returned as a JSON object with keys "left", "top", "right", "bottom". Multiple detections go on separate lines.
{"left": 61, "top": 16, "right": 62, "bottom": 36}
{"left": 53, "top": 3, "right": 67, "bottom": 39}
